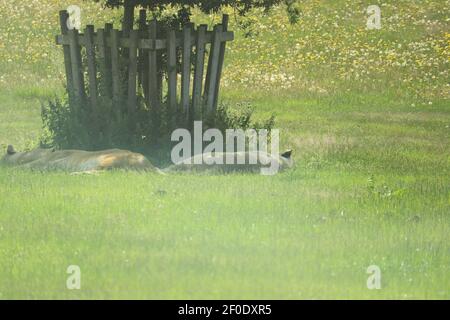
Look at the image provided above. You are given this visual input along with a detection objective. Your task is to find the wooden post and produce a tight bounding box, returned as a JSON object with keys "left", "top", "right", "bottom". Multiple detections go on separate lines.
{"left": 192, "top": 25, "right": 207, "bottom": 118}
{"left": 121, "top": 0, "right": 135, "bottom": 96}
{"left": 148, "top": 19, "right": 159, "bottom": 110}
{"left": 97, "top": 23, "right": 112, "bottom": 98}
{"left": 204, "top": 25, "right": 215, "bottom": 104}
{"left": 204, "top": 24, "right": 223, "bottom": 114}
{"left": 213, "top": 14, "right": 229, "bottom": 110}
{"left": 138, "top": 9, "right": 148, "bottom": 99}
{"left": 68, "top": 28, "right": 85, "bottom": 101}
{"left": 167, "top": 29, "right": 177, "bottom": 113}
{"left": 122, "top": 0, "right": 135, "bottom": 36}
{"left": 85, "top": 25, "right": 98, "bottom": 109}
{"left": 110, "top": 29, "right": 121, "bottom": 106}
{"left": 181, "top": 23, "right": 193, "bottom": 118}
{"left": 58, "top": 10, "right": 74, "bottom": 99}
{"left": 97, "top": 28, "right": 106, "bottom": 95}
{"left": 127, "top": 30, "right": 139, "bottom": 115}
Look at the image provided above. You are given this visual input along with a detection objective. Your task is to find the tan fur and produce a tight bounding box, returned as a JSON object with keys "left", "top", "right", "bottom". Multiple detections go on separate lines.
{"left": 1, "top": 146, "right": 159, "bottom": 173}
{"left": 164, "top": 151, "right": 294, "bottom": 174}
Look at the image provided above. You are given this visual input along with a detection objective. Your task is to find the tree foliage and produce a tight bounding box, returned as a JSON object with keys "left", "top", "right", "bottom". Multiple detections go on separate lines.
{"left": 101, "top": 0, "right": 282, "bottom": 14}
{"left": 94, "top": 0, "right": 300, "bottom": 24}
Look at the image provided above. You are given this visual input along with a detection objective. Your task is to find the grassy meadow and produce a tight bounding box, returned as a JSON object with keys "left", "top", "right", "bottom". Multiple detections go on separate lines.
{"left": 0, "top": 0, "right": 449, "bottom": 299}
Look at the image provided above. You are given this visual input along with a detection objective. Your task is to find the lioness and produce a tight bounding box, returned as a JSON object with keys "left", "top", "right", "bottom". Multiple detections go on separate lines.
{"left": 1, "top": 145, "right": 158, "bottom": 173}
{"left": 164, "top": 150, "right": 293, "bottom": 175}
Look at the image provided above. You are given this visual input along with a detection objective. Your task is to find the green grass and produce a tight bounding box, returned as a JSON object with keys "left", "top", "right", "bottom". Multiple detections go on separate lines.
{"left": 0, "top": 0, "right": 449, "bottom": 299}
{"left": 1, "top": 166, "right": 449, "bottom": 299}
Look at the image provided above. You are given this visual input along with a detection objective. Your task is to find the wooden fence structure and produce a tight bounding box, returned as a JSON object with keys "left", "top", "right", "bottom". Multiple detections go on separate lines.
{"left": 56, "top": 9, "right": 233, "bottom": 121}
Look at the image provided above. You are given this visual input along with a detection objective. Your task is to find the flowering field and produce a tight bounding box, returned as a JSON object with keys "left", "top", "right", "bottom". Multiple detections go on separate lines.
{"left": 0, "top": 1, "right": 449, "bottom": 299}
{"left": 0, "top": 0, "right": 448, "bottom": 101}
{"left": 222, "top": 1, "right": 450, "bottom": 102}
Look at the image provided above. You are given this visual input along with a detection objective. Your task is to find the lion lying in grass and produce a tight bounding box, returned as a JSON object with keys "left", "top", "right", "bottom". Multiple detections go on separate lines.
{"left": 2, "top": 145, "right": 293, "bottom": 175}
{"left": 164, "top": 150, "right": 294, "bottom": 175}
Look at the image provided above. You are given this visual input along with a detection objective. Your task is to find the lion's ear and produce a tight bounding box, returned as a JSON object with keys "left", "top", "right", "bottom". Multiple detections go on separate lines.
{"left": 7, "top": 145, "right": 16, "bottom": 155}
{"left": 281, "top": 149, "right": 292, "bottom": 159}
